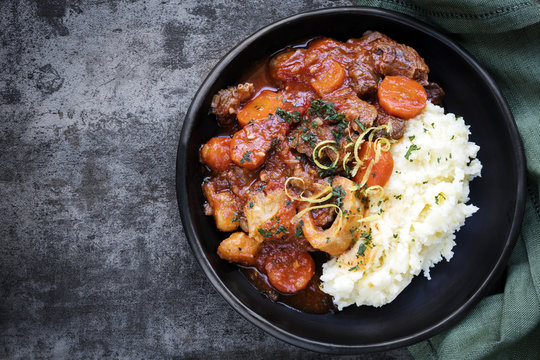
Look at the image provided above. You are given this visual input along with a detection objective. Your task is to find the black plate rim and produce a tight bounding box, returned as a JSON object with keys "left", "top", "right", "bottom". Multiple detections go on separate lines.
{"left": 176, "top": 6, "right": 526, "bottom": 354}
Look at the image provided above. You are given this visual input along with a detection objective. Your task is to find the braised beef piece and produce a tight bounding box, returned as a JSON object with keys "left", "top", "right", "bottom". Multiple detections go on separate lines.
{"left": 376, "top": 115, "right": 406, "bottom": 140}
{"left": 347, "top": 31, "right": 432, "bottom": 100}
{"left": 348, "top": 56, "right": 380, "bottom": 98}
{"left": 288, "top": 120, "right": 335, "bottom": 158}
{"left": 206, "top": 164, "right": 258, "bottom": 200}
{"left": 327, "top": 88, "right": 378, "bottom": 126}
{"left": 350, "top": 110, "right": 405, "bottom": 141}
{"left": 424, "top": 82, "right": 445, "bottom": 105}
{"left": 211, "top": 82, "right": 255, "bottom": 126}
{"left": 361, "top": 31, "right": 429, "bottom": 85}
{"left": 367, "top": 102, "right": 406, "bottom": 140}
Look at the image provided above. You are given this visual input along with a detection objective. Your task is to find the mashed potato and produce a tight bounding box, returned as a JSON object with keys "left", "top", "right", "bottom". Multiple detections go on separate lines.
{"left": 320, "top": 102, "right": 482, "bottom": 309}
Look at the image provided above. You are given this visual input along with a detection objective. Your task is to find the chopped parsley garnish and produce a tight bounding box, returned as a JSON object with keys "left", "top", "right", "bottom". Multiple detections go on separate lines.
{"left": 248, "top": 201, "right": 254, "bottom": 209}
{"left": 308, "top": 100, "right": 346, "bottom": 123}
{"left": 275, "top": 225, "right": 289, "bottom": 235}
{"left": 240, "top": 151, "right": 252, "bottom": 164}
{"left": 357, "top": 242, "right": 367, "bottom": 256}
{"left": 276, "top": 107, "right": 302, "bottom": 124}
{"left": 298, "top": 126, "right": 318, "bottom": 147}
{"left": 394, "top": 194, "right": 402, "bottom": 200}
{"left": 355, "top": 119, "right": 367, "bottom": 131}
{"left": 332, "top": 117, "right": 349, "bottom": 142}
{"left": 232, "top": 212, "right": 240, "bottom": 223}
{"left": 360, "top": 228, "right": 372, "bottom": 242}
{"left": 317, "top": 164, "right": 338, "bottom": 177}
{"left": 257, "top": 228, "right": 273, "bottom": 238}
{"left": 331, "top": 185, "right": 346, "bottom": 209}
{"left": 404, "top": 144, "right": 420, "bottom": 161}
{"left": 269, "top": 137, "right": 280, "bottom": 151}
{"left": 295, "top": 220, "right": 305, "bottom": 238}
{"left": 408, "top": 135, "right": 415, "bottom": 141}
{"left": 435, "top": 192, "right": 446, "bottom": 205}
{"left": 300, "top": 132, "right": 312, "bottom": 142}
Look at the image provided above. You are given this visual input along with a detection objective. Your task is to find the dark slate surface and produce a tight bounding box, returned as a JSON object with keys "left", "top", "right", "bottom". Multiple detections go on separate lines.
{"left": 0, "top": 1, "right": 412, "bottom": 358}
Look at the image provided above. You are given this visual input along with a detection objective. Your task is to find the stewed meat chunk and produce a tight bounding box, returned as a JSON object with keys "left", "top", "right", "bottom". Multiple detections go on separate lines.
{"left": 424, "top": 82, "right": 446, "bottom": 105}
{"left": 211, "top": 82, "right": 255, "bottom": 126}
{"left": 362, "top": 31, "right": 430, "bottom": 85}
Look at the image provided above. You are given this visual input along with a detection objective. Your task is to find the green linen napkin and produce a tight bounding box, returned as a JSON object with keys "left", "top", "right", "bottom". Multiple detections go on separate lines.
{"left": 354, "top": 1, "right": 540, "bottom": 358}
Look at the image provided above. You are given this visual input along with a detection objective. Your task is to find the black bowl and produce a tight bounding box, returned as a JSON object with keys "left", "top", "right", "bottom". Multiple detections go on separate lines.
{"left": 176, "top": 7, "right": 526, "bottom": 353}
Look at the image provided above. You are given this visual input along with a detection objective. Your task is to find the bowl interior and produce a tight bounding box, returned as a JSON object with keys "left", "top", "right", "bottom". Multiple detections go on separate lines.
{"left": 178, "top": 8, "right": 524, "bottom": 352}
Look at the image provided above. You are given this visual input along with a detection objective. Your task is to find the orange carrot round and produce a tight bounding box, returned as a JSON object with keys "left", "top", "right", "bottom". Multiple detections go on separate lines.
{"left": 265, "top": 248, "right": 315, "bottom": 293}
{"left": 237, "top": 90, "right": 283, "bottom": 126}
{"left": 200, "top": 136, "right": 232, "bottom": 171}
{"left": 353, "top": 141, "right": 394, "bottom": 188}
{"left": 229, "top": 124, "right": 269, "bottom": 170}
{"left": 378, "top": 75, "right": 427, "bottom": 119}
{"left": 310, "top": 59, "right": 346, "bottom": 95}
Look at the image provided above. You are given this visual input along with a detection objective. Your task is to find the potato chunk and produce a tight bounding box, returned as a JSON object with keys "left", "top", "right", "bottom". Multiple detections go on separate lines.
{"left": 202, "top": 182, "right": 240, "bottom": 232}
{"left": 217, "top": 232, "right": 260, "bottom": 266}
{"left": 244, "top": 188, "right": 295, "bottom": 243}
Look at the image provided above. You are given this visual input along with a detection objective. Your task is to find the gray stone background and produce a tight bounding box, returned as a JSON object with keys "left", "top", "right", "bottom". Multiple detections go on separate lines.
{"left": 0, "top": 1, "right": 413, "bottom": 358}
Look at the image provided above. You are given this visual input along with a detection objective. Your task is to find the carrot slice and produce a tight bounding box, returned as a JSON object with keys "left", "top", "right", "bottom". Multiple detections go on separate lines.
{"left": 377, "top": 75, "right": 427, "bottom": 119}
{"left": 265, "top": 248, "right": 315, "bottom": 293}
{"left": 237, "top": 90, "right": 283, "bottom": 126}
{"left": 200, "top": 136, "right": 232, "bottom": 171}
{"left": 353, "top": 141, "right": 394, "bottom": 188}
{"left": 310, "top": 59, "right": 346, "bottom": 95}
{"left": 230, "top": 124, "right": 270, "bottom": 170}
